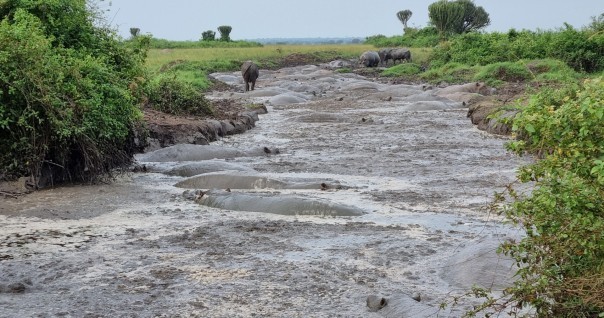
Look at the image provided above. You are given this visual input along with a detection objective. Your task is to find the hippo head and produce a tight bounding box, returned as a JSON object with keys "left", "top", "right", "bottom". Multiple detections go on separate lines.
{"left": 473, "top": 82, "right": 491, "bottom": 95}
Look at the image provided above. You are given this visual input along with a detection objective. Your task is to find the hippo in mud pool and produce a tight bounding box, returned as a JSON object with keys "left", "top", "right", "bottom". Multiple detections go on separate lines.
{"left": 359, "top": 51, "right": 380, "bottom": 67}
{"left": 390, "top": 48, "right": 412, "bottom": 64}
{"left": 378, "top": 48, "right": 393, "bottom": 66}
{"left": 241, "top": 61, "right": 259, "bottom": 91}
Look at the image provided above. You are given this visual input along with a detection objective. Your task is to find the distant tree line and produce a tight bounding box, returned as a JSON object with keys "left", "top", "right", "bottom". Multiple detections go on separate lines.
{"left": 201, "top": 25, "right": 232, "bottom": 42}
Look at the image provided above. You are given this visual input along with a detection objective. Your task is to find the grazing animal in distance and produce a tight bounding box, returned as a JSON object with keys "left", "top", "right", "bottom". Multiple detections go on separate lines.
{"left": 241, "top": 61, "right": 259, "bottom": 91}
{"left": 359, "top": 51, "right": 380, "bottom": 67}
{"left": 390, "top": 48, "right": 412, "bottom": 64}
{"left": 378, "top": 48, "right": 394, "bottom": 66}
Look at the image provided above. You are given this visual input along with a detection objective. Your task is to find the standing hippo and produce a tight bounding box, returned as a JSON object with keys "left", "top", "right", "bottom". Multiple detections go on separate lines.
{"left": 359, "top": 51, "right": 380, "bottom": 67}
{"left": 378, "top": 48, "right": 394, "bottom": 66}
{"left": 241, "top": 61, "right": 259, "bottom": 91}
{"left": 390, "top": 48, "right": 412, "bottom": 64}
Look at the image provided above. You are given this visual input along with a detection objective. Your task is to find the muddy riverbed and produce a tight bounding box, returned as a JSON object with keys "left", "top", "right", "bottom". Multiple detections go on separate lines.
{"left": 0, "top": 63, "right": 530, "bottom": 317}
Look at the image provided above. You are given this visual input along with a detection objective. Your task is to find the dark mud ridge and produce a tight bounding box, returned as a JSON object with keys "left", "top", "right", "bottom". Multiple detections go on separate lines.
{"left": 144, "top": 107, "right": 267, "bottom": 152}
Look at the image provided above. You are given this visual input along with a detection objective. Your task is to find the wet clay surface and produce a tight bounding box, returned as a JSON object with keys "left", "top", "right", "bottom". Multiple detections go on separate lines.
{"left": 0, "top": 63, "right": 530, "bottom": 317}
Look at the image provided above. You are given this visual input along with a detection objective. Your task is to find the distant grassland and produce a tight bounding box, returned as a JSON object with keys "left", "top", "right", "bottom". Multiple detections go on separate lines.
{"left": 145, "top": 44, "right": 430, "bottom": 90}
{"left": 146, "top": 44, "right": 374, "bottom": 71}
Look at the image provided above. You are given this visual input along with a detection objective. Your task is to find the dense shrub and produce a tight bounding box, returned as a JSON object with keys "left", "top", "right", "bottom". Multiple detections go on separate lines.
{"left": 420, "top": 62, "right": 479, "bottom": 83}
{"left": 473, "top": 61, "right": 533, "bottom": 84}
{"left": 474, "top": 78, "right": 604, "bottom": 317}
{"left": 430, "top": 26, "right": 604, "bottom": 73}
{"left": 0, "top": 0, "right": 148, "bottom": 185}
{"left": 146, "top": 74, "right": 213, "bottom": 116}
{"left": 365, "top": 27, "right": 439, "bottom": 48}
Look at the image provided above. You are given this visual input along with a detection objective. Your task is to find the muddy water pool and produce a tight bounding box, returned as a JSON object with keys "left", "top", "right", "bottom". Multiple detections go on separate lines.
{"left": 0, "top": 64, "right": 530, "bottom": 317}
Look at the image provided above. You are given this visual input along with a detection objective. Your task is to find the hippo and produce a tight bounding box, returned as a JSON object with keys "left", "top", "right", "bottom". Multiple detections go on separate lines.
{"left": 241, "top": 61, "right": 259, "bottom": 91}
{"left": 378, "top": 48, "right": 394, "bottom": 66}
{"left": 359, "top": 51, "right": 380, "bottom": 67}
{"left": 390, "top": 48, "right": 412, "bottom": 64}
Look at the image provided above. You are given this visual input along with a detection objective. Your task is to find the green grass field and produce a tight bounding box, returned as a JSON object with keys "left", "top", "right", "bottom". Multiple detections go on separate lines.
{"left": 146, "top": 44, "right": 375, "bottom": 71}
{"left": 145, "top": 44, "right": 432, "bottom": 90}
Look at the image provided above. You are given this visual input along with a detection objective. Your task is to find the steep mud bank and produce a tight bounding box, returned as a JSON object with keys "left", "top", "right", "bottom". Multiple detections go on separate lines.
{"left": 0, "top": 63, "right": 530, "bottom": 317}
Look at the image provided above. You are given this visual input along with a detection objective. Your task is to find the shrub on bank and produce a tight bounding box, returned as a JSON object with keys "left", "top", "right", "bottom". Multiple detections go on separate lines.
{"left": 469, "top": 78, "right": 604, "bottom": 317}
{"left": 146, "top": 74, "right": 213, "bottom": 116}
{"left": 430, "top": 26, "right": 604, "bottom": 73}
{"left": 0, "top": 1, "right": 148, "bottom": 185}
{"left": 365, "top": 27, "right": 440, "bottom": 48}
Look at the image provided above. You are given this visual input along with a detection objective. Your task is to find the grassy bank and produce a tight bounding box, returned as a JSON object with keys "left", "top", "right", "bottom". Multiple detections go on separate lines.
{"left": 146, "top": 44, "right": 375, "bottom": 72}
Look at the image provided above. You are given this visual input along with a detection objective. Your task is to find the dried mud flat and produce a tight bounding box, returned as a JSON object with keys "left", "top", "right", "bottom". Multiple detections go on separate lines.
{"left": 0, "top": 63, "right": 530, "bottom": 317}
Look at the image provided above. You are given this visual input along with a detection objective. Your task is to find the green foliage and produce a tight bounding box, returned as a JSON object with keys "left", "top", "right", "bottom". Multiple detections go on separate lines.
{"left": 455, "top": 0, "right": 490, "bottom": 33}
{"left": 381, "top": 63, "right": 422, "bottom": 77}
{"left": 484, "top": 78, "right": 604, "bottom": 317}
{"left": 548, "top": 24, "right": 604, "bottom": 73}
{"left": 428, "top": 0, "right": 465, "bottom": 39}
{"left": 429, "top": 27, "right": 604, "bottom": 73}
{"left": 420, "top": 62, "right": 479, "bottom": 83}
{"left": 473, "top": 61, "right": 533, "bottom": 85}
{"left": 146, "top": 73, "right": 213, "bottom": 117}
{"left": 526, "top": 59, "right": 581, "bottom": 84}
{"left": 201, "top": 30, "right": 215, "bottom": 41}
{"left": 396, "top": 10, "right": 412, "bottom": 30}
{"left": 0, "top": 0, "right": 147, "bottom": 183}
{"left": 130, "top": 27, "right": 140, "bottom": 38}
{"left": 217, "top": 25, "right": 232, "bottom": 42}
{"left": 585, "top": 13, "right": 604, "bottom": 32}
{"left": 428, "top": 0, "right": 490, "bottom": 39}
{"left": 365, "top": 27, "right": 439, "bottom": 48}
{"left": 431, "top": 32, "right": 510, "bottom": 66}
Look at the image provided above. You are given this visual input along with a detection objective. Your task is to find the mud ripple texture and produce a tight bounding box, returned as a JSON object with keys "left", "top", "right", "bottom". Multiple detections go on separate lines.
{"left": 0, "top": 62, "right": 530, "bottom": 317}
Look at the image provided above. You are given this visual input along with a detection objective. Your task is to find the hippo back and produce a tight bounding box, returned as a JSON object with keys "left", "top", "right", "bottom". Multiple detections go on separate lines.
{"left": 241, "top": 61, "right": 259, "bottom": 81}
{"left": 360, "top": 51, "right": 380, "bottom": 67}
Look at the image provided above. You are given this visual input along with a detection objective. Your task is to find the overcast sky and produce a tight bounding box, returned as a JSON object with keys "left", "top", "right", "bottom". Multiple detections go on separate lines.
{"left": 101, "top": 1, "right": 604, "bottom": 40}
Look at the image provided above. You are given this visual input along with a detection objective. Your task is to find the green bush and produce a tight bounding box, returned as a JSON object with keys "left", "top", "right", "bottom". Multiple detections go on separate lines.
{"left": 365, "top": 27, "right": 439, "bottom": 48}
{"left": 429, "top": 27, "right": 604, "bottom": 73}
{"left": 474, "top": 61, "right": 533, "bottom": 84}
{"left": 477, "top": 78, "right": 604, "bottom": 317}
{"left": 526, "top": 59, "right": 581, "bottom": 84}
{"left": 146, "top": 74, "right": 213, "bottom": 116}
{"left": 420, "top": 62, "right": 479, "bottom": 83}
{"left": 546, "top": 24, "right": 604, "bottom": 73}
{"left": 0, "top": 1, "right": 147, "bottom": 184}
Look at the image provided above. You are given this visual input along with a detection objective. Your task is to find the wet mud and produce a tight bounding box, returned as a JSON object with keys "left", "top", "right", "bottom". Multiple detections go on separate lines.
{"left": 0, "top": 62, "right": 530, "bottom": 317}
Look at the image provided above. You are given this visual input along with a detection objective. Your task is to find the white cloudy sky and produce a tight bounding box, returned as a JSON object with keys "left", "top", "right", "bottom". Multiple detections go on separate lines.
{"left": 101, "top": 0, "right": 604, "bottom": 40}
